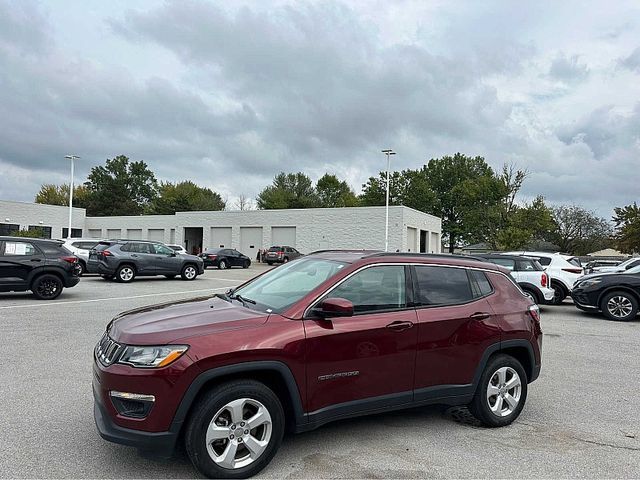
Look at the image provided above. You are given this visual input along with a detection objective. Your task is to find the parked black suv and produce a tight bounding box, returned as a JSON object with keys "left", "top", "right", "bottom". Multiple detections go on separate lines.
{"left": 0, "top": 236, "right": 80, "bottom": 299}
{"left": 87, "top": 240, "right": 205, "bottom": 282}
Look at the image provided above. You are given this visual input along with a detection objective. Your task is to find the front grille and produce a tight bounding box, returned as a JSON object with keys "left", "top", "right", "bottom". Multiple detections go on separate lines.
{"left": 96, "top": 332, "right": 123, "bottom": 366}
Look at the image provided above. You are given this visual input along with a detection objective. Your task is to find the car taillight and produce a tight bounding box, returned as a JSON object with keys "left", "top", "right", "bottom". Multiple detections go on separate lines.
{"left": 102, "top": 250, "right": 113, "bottom": 257}
{"left": 61, "top": 256, "right": 78, "bottom": 263}
{"left": 541, "top": 273, "right": 548, "bottom": 288}
{"left": 207, "top": 254, "right": 217, "bottom": 259}
{"left": 278, "top": 251, "right": 284, "bottom": 256}
{"left": 562, "top": 268, "right": 583, "bottom": 274}
{"left": 528, "top": 304, "right": 541, "bottom": 323}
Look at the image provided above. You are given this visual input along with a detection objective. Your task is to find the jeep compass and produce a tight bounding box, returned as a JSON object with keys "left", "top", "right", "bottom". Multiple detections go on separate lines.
{"left": 93, "top": 251, "right": 542, "bottom": 478}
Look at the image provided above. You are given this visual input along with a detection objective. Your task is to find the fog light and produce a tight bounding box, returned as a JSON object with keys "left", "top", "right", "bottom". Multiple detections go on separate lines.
{"left": 110, "top": 391, "right": 155, "bottom": 418}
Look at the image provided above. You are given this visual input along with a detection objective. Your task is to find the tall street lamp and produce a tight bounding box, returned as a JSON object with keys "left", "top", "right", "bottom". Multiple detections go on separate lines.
{"left": 381, "top": 149, "right": 396, "bottom": 252}
{"left": 64, "top": 155, "right": 80, "bottom": 238}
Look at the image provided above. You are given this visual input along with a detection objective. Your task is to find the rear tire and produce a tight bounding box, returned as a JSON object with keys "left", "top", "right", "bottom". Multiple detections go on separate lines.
{"left": 267, "top": 262, "right": 273, "bottom": 266}
{"left": 181, "top": 264, "right": 198, "bottom": 281}
{"left": 550, "top": 283, "right": 566, "bottom": 305}
{"left": 77, "top": 261, "right": 86, "bottom": 276}
{"left": 600, "top": 291, "right": 638, "bottom": 321}
{"left": 218, "top": 260, "right": 228, "bottom": 270}
{"left": 185, "top": 380, "right": 285, "bottom": 479}
{"left": 116, "top": 264, "right": 136, "bottom": 283}
{"left": 522, "top": 288, "right": 539, "bottom": 305}
{"left": 468, "top": 354, "right": 528, "bottom": 427}
{"left": 31, "top": 274, "right": 64, "bottom": 300}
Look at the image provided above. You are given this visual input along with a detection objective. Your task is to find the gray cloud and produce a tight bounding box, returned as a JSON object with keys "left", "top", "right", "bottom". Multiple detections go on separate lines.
{"left": 619, "top": 46, "right": 640, "bottom": 72}
{"left": 0, "top": 0, "right": 638, "bottom": 218}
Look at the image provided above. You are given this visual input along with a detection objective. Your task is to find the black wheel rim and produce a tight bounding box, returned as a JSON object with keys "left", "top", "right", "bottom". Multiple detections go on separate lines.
{"left": 37, "top": 279, "right": 59, "bottom": 298}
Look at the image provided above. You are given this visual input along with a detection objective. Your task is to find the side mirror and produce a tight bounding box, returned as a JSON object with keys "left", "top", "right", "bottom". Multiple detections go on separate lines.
{"left": 170, "top": 252, "right": 176, "bottom": 257}
{"left": 313, "top": 297, "right": 354, "bottom": 318}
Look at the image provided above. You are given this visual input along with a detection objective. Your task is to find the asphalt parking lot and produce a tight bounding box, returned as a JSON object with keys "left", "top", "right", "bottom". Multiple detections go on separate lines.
{"left": 0, "top": 266, "right": 638, "bottom": 478}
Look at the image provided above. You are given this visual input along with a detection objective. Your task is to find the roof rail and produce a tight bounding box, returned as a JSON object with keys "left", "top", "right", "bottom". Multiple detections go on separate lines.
{"left": 366, "top": 252, "right": 488, "bottom": 262}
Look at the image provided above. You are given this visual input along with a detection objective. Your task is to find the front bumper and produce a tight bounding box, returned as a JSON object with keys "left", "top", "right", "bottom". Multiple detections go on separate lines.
{"left": 570, "top": 289, "right": 599, "bottom": 311}
{"left": 93, "top": 382, "right": 177, "bottom": 456}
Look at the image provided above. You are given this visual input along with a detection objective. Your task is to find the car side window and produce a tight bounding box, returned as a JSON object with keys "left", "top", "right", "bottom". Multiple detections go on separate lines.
{"left": 516, "top": 259, "right": 535, "bottom": 271}
{"left": 154, "top": 244, "right": 173, "bottom": 255}
{"left": 326, "top": 265, "right": 407, "bottom": 314}
{"left": 537, "top": 257, "right": 551, "bottom": 266}
{"left": 492, "top": 258, "right": 515, "bottom": 271}
{"left": 3, "top": 241, "right": 38, "bottom": 256}
{"left": 413, "top": 265, "right": 474, "bottom": 306}
{"left": 469, "top": 270, "right": 494, "bottom": 298}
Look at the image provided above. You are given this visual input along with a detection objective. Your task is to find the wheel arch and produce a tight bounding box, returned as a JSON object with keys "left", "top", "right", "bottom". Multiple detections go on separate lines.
{"left": 171, "top": 361, "right": 305, "bottom": 437}
{"left": 28, "top": 268, "right": 65, "bottom": 289}
{"left": 472, "top": 340, "right": 538, "bottom": 389}
{"left": 597, "top": 286, "right": 640, "bottom": 308}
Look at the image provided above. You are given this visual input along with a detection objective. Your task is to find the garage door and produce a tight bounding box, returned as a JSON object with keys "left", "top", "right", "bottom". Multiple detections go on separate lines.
{"left": 407, "top": 227, "right": 417, "bottom": 253}
{"left": 106, "top": 229, "right": 121, "bottom": 239}
{"left": 239, "top": 227, "right": 263, "bottom": 258}
{"left": 271, "top": 226, "right": 296, "bottom": 247}
{"left": 147, "top": 228, "right": 165, "bottom": 242}
{"left": 126, "top": 229, "right": 143, "bottom": 240}
{"left": 210, "top": 227, "right": 232, "bottom": 249}
{"left": 88, "top": 229, "right": 102, "bottom": 239}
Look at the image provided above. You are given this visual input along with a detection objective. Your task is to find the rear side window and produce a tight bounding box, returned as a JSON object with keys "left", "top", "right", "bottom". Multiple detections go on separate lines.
{"left": 413, "top": 266, "right": 473, "bottom": 306}
{"left": 567, "top": 257, "right": 582, "bottom": 267}
{"left": 536, "top": 257, "right": 551, "bottom": 266}
{"left": 121, "top": 242, "right": 153, "bottom": 254}
{"left": 491, "top": 258, "right": 515, "bottom": 271}
{"left": 39, "top": 243, "right": 68, "bottom": 255}
{"left": 2, "top": 241, "right": 39, "bottom": 256}
{"left": 469, "top": 270, "right": 493, "bottom": 297}
{"left": 516, "top": 259, "right": 540, "bottom": 271}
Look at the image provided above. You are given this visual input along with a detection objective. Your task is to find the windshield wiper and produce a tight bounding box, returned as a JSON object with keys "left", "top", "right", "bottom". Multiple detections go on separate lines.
{"left": 229, "top": 293, "right": 256, "bottom": 307}
{"left": 214, "top": 293, "right": 231, "bottom": 302}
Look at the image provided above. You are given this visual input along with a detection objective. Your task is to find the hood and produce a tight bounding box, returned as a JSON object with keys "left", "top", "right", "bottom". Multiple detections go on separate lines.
{"left": 183, "top": 253, "right": 203, "bottom": 261}
{"left": 108, "top": 295, "right": 269, "bottom": 345}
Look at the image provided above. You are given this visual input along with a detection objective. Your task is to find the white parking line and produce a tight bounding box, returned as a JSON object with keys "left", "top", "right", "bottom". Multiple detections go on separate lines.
{"left": 0, "top": 285, "right": 238, "bottom": 310}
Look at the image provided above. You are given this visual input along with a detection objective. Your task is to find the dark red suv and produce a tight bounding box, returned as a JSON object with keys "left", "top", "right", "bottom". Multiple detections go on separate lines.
{"left": 93, "top": 251, "right": 542, "bottom": 478}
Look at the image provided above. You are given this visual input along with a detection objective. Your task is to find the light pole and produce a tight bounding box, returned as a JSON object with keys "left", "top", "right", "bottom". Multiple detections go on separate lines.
{"left": 381, "top": 149, "right": 396, "bottom": 252}
{"left": 64, "top": 155, "right": 80, "bottom": 238}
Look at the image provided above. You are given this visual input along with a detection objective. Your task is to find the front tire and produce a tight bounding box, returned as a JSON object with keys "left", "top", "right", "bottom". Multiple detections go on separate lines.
{"left": 242, "top": 260, "right": 250, "bottom": 269}
{"left": 469, "top": 354, "right": 528, "bottom": 427}
{"left": 181, "top": 264, "right": 198, "bottom": 281}
{"left": 185, "top": 380, "right": 284, "bottom": 479}
{"left": 116, "top": 264, "right": 136, "bottom": 283}
{"left": 31, "top": 274, "right": 64, "bottom": 300}
{"left": 601, "top": 291, "right": 638, "bottom": 321}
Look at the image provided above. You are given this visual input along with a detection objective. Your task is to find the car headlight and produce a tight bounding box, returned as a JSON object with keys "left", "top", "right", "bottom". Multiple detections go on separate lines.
{"left": 118, "top": 345, "right": 188, "bottom": 368}
{"left": 576, "top": 278, "right": 602, "bottom": 289}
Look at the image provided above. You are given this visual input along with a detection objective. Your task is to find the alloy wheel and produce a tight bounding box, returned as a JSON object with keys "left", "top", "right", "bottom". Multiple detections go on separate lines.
{"left": 486, "top": 366, "right": 522, "bottom": 417}
{"left": 219, "top": 261, "right": 227, "bottom": 270}
{"left": 607, "top": 295, "right": 633, "bottom": 318}
{"left": 205, "top": 398, "right": 272, "bottom": 470}
{"left": 184, "top": 266, "right": 197, "bottom": 279}
{"left": 36, "top": 278, "right": 59, "bottom": 298}
{"left": 119, "top": 267, "right": 134, "bottom": 281}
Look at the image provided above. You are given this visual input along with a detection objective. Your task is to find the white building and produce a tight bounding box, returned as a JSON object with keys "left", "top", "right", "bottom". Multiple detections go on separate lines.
{"left": 0, "top": 200, "right": 441, "bottom": 257}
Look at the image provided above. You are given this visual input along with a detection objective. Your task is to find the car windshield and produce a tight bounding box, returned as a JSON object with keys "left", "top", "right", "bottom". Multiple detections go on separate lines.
{"left": 231, "top": 257, "right": 347, "bottom": 313}
{"left": 624, "top": 265, "right": 640, "bottom": 274}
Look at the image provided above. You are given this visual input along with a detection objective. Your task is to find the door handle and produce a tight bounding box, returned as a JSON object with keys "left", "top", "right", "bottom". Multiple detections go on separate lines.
{"left": 386, "top": 320, "right": 414, "bottom": 332}
{"left": 30, "top": 258, "right": 42, "bottom": 262}
{"left": 470, "top": 312, "right": 491, "bottom": 321}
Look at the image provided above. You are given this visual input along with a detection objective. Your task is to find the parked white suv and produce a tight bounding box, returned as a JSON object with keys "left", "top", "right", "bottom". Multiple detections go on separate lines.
{"left": 167, "top": 244, "right": 188, "bottom": 255}
{"left": 590, "top": 257, "right": 640, "bottom": 274}
{"left": 477, "top": 254, "right": 554, "bottom": 304}
{"left": 62, "top": 238, "right": 103, "bottom": 275}
{"left": 501, "top": 251, "right": 583, "bottom": 305}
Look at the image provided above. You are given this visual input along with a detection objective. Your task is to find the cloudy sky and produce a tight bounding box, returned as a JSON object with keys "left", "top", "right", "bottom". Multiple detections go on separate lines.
{"left": 0, "top": 0, "right": 638, "bottom": 216}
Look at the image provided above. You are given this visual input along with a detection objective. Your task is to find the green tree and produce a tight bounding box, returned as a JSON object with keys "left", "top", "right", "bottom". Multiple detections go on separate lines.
{"left": 613, "top": 203, "right": 640, "bottom": 254}
{"left": 148, "top": 181, "right": 225, "bottom": 214}
{"left": 493, "top": 196, "right": 556, "bottom": 250}
{"left": 316, "top": 174, "right": 359, "bottom": 207}
{"left": 34, "top": 183, "right": 89, "bottom": 208}
{"left": 423, "top": 153, "right": 505, "bottom": 252}
{"left": 257, "top": 172, "right": 319, "bottom": 209}
{"left": 83, "top": 155, "right": 158, "bottom": 216}
{"left": 360, "top": 169, "right": 435, "bottom": 213}
{"left": 550, "top": 205, "right": 612, "bottom": 255}
{"left": 13, "top": 228, "right": 47, "bottom": 238}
